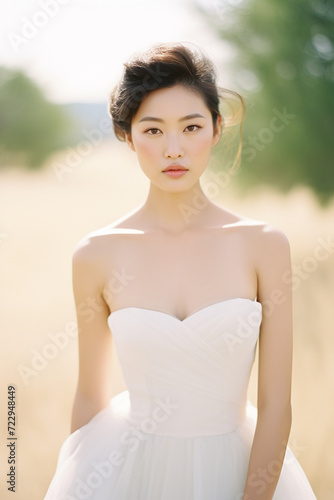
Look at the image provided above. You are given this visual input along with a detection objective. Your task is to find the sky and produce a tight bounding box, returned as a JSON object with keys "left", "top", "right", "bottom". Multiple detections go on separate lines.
{"left": 1, "top": 0, "right": 233, "bottom": 103}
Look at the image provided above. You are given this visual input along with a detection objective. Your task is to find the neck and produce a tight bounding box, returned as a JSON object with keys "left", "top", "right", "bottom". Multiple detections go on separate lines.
{"left": 139, "top": 181, "right": 215, "bottom": 233}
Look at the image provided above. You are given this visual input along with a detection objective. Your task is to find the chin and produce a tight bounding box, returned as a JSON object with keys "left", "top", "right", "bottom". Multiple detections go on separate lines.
{"left": 157, "top": 177, "right": 200, "bottom": 193}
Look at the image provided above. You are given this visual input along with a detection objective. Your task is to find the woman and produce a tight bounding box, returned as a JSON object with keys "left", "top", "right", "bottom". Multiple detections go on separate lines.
{"left": 45, "top": 42, "right": 316, "bottom": 499}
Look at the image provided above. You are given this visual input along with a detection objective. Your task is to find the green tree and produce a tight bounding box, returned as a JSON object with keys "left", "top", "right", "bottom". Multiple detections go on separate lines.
{"left": 199, "top": 0, "right": 334, "bottom": 204}
{"left": 0, "top": 67, "right": 75, "bottom": 168}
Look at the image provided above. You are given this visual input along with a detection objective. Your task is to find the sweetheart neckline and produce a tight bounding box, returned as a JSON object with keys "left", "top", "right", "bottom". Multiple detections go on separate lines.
{"left": 108, "top": 297, "right": 261, "bottom": 323}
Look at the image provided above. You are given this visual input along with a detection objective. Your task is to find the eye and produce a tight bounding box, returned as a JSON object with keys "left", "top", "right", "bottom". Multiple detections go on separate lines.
{"left": 184, "top": 124, "right": 202, "bottom": 132}
{"left": 145, "top": 128, "right": 162, "bottom": 135}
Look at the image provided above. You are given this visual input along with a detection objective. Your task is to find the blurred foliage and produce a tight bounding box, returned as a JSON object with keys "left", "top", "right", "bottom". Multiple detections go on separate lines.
{"left": 0, "top": 67, "right": 75, "bottom": 169}
{"left": 198, "top": 0, "right": 334, "bottom": 204}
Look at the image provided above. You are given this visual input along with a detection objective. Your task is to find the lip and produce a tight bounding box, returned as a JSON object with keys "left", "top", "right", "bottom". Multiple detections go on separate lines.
{"left": 162, "top": 165, "right": 188, "bottom": 172}
{"left": 163, "top": 170, "right": 188, "bottom": 178}
{"left": 162, "top": 165, "right": 189, "bottom": 178}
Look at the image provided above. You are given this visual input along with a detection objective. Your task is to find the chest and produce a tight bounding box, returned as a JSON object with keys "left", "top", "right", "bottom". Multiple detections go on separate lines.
{"left": 101, "top": 229, "right": 257, "bottom": 316}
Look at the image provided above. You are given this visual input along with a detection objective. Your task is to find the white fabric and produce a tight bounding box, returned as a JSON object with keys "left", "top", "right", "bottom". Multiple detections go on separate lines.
{"left": 45, "top": 298, "right": 317, "bottom": 499}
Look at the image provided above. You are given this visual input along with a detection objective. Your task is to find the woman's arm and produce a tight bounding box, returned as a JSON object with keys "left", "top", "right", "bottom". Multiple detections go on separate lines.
{"left": 70, "top": 237, "right": 113, "bottom": 433}
{"left": 242, "top": 226, "right": 293, "bottom": 500}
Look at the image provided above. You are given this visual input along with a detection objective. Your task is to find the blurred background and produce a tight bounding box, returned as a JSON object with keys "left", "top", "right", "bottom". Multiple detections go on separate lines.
{"left": 0, "top": 0, "right": 333, "bottom": 498}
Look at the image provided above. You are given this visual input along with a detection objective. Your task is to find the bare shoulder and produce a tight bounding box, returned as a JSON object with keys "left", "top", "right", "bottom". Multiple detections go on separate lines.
{"left": 72, "top": 210, "right": 142, "bottom": 265}
{"left": 243, "top": 218, "right": 290, "bottom": 262}
{"left": 243, "top": 219, "right": 290, "bottom": 246}
{"left": 224, "top": 215, "right": 292, "bottom": 303}
{"left": 218, "top": 207, "right": 291, "bottom": 265}
{"left": 221, "top": 207, "right": 290, "bottom": 246}
{"left": 248, "top": 221, "right": 291, "bottom": 258}
{"left": 240, "top": 220, "right": 292, "bottom": 296}
{"left": 219, "top": 206, "right": 287, "bottom": 237}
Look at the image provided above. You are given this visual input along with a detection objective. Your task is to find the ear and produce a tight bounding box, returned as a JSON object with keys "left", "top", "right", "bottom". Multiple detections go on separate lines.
{"left": 211, "top": 114, "right": 222, "bottom": 147}
{"left": 125, "top": 133, "right": 135, "bottom": 151}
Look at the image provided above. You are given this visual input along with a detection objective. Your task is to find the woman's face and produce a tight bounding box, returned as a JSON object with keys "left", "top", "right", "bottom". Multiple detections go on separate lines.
{"left": 126, "top": 84, "right": 221, "bottom": 192}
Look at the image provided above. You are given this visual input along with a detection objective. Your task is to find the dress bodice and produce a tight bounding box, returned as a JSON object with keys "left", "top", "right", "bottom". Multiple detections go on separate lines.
{"left": 108, "top": 298, "right": 262, "bottom": 437}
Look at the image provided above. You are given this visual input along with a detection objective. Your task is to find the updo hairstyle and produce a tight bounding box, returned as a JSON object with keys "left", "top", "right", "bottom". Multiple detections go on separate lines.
{"left": 109, "top": 42, "right": 244, "bottom": 139}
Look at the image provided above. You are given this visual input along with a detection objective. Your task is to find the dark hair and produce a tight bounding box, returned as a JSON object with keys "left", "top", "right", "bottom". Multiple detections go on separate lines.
{"left": 108, "top": 42, "right": 245, "bottom": 169}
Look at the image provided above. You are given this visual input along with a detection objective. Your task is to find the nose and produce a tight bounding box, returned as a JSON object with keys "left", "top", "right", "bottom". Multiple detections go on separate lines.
{"left": 164, "top": 133, "right": 184, "bottom": 159}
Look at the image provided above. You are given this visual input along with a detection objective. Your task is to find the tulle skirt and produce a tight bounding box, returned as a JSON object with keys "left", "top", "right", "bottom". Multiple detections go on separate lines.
{"left": 44, "top": 391, "right": 316, "bottom": 499}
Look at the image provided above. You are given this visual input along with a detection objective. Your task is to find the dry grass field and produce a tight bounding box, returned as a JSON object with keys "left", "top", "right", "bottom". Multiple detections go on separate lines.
{"left": 1, "top": 140, "right": 333, "bottom": 499}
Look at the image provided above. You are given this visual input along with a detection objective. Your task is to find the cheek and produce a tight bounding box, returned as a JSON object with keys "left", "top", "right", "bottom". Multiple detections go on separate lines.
{"left": 191, "top": 132, "right": 214, "bottom": 157}
{"left": 133, "top": 136, "right": 160, "bottom": 160}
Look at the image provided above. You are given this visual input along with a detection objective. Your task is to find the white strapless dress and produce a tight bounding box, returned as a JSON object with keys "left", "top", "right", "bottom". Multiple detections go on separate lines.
{"left": 44, "top": 298, "right": 317, "bottom": 499}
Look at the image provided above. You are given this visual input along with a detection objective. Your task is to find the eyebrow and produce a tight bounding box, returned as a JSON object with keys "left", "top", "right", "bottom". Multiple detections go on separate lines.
{"left": 138, "top": 113, "right": 206, "bottom": 123}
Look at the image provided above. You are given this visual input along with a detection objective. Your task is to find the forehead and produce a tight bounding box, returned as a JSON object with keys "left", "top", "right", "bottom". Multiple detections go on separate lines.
{"left": 133, "top": 84, "right": 210, "bottom": 121}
